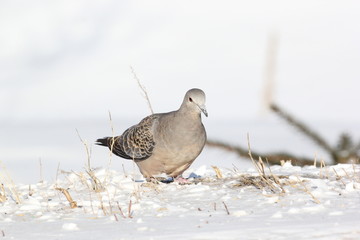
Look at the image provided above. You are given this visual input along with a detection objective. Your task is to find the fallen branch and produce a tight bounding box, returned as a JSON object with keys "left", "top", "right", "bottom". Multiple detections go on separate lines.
{"left": 206, "top": 139, "right": 316, "bottom": 166}
{"left": 270, "top": 103, "right": 338, "bottom": 163}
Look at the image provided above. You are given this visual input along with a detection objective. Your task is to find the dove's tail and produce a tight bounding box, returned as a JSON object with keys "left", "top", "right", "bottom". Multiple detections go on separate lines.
{"left": 95, "top": 137, "right": 109, "bottom": 147}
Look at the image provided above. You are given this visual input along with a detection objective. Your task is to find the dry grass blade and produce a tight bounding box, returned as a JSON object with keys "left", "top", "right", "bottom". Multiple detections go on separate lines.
{"left": 128, "top": 200, "right": 133, "bottom": 218}
{"left": 295, "top": 176, "right": 320, "bottom": 204}
{"left": 332, "top": 168, "right": 346, "bottom": 187}
{"left": 351, "top": 163, "right": 360, "bottom": 182}
{"left": 247, "top": 135, "right": 278, "bottom": 192}
{"left": 39, "top": 158, "right": 44, "bottom": 183}
{"left": 108, "top": 111, "right": 116, "bottom": 160}
{"left": 247, "top": 134, "right": 262, "bottom": 174}
{"left": 86, "top": 170, "right": 105, "bottom": 192}
{"left": 211, "top": 166, "right": 223, "bottom": 179}
{"left": 0, "top": 184, "right": 6, "bottom": 202}
{"left": 0, "top": 161, "right": 21, "bottom": 204}
{"left": 55, "top": 187, "right": 78, "bottom": 208}
{"left": 76, "top": 129, "right": 92, "bottom": 170}
{"left": 116, "top": 201, "right": 127, "bottom": 218}
{"left": 130, "top": 66, "right": 154, "bottom": 114}
{"left": 222, "top": 201, "right": 230, "bottom": 215}
{"left": 266, "top": 158, "right": 286, "bottom": 193}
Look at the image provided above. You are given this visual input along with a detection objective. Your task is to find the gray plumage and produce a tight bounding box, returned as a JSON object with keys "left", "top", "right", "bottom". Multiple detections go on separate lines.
{"left": 96, "top": 88, "right": 208, "bottom": 178}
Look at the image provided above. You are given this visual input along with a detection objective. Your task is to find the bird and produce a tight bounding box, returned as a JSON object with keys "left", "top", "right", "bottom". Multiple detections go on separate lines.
{"left": 96, "top": 88, "right": 208, "bottom": 180}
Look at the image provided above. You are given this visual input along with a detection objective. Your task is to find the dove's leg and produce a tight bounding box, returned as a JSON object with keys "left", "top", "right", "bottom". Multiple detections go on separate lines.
{"left": 174, "top": 176, "right": 192, "bottom": 185}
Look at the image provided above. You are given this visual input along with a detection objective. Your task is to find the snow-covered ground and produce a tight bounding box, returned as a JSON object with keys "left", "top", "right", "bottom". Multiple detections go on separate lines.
{"left": 1, "top": 1, "right": 360, "bottom": 239}
{"left": 1, "top": 161, "right": 360, "bottom": 239}
{"left": 1, "top": 118, "right": 359, "bottom": 239}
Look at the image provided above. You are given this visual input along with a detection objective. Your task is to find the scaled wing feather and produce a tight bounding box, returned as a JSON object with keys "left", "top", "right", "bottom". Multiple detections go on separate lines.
{"left": 110, "top": 115, "right": 156, "bottom": 160}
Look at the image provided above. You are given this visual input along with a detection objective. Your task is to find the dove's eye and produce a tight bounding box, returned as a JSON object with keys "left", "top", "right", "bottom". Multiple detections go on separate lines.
{"left": 189, "top": 97, "right": 193, "bottom": 102}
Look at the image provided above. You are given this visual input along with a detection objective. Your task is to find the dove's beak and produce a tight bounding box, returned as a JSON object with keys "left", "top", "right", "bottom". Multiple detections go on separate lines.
{"left": 199, "top": 104, "right": 208, "bottom": 117}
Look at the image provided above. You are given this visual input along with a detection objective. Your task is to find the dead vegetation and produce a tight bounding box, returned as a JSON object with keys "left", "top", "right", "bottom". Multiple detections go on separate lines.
{"left": 0, "top": 161, "right": 21, "bottom": 204}
{"left": 55, "top": 187, "right": 78, "bottom": 208}
{"left": 207, "top": 103, "right": 360, "bottom": 167}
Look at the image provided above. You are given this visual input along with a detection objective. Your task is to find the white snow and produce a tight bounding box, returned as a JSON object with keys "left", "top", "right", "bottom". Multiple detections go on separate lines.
{"left": 1, "top": 163, "right": 360, "bottom": 239}
{"left": 62, "top": 223, "right": 79, "bottom": 231}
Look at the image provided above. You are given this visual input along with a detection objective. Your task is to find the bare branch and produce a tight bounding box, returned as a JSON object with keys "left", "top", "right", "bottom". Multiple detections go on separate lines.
{"left": 206, "top": 139, "right": 316, "bottom": 166}
{"left": 270, "top": 103, "right": 338, "bottom": 163}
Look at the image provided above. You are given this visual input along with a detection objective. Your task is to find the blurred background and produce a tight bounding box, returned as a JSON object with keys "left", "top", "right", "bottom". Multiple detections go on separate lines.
{"left": 1, "top": 0, "right": 359, "bottom": 183}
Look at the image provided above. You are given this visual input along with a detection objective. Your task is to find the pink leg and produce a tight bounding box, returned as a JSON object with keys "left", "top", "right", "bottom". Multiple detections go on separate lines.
{"left": 174, "top": 176, "right": 192, "bottom": 185}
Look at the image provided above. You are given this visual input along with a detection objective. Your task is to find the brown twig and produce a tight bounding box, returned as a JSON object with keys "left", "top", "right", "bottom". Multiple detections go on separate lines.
{"left": 128, "top": 200, "right": 133, "bottom": 218}
{"left": 28, "top": 185, "right": 33, "bottom": 197}
{"left": 117, "top": 201, "right": 126, "bottom": 218}
{"left": 222, "top": 201, "right": 230, "bottom": 215}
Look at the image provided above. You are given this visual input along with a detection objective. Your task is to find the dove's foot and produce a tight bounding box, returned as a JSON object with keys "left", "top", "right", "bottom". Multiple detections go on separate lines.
{"left": 157, "top": 176, "right": 191, "bottom": 184}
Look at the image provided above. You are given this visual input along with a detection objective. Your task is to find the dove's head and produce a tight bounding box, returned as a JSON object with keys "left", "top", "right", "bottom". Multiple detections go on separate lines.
{"left": 181, "top": 88, "right": 208, "bottom": 117}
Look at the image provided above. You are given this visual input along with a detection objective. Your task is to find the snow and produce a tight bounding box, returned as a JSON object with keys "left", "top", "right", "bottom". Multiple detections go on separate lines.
{"left": 1, "top": 163, "right": 360, "bottom": 239}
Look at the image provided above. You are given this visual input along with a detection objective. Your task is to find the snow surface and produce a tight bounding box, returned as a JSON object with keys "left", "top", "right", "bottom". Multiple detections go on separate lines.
{"left": 1, "top": 163, "right": 360, "bottom": 239}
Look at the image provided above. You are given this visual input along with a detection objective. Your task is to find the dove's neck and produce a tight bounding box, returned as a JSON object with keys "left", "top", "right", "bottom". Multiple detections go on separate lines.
{"left": 177, "top": 105, "right": 201, "bottom": 122}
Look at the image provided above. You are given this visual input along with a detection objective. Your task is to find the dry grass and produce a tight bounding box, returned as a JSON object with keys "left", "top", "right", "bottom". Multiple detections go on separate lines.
{"left": 55, "top": 187, "right": 78, "bottom": 208}
{"left": 246, "top": 134, "right": 286, "bottom": 194}
{"left": 295, "top": 175, "right": 321, "bottom": 204}
{"left": 231, "top": 174, "right": 289, "bottom": 189}
{"left": 0, "top": 183, "right": 6, "bottom": 202}
{"left": 0, "top": 160, "right": 21, "bottom": 204}
{"left": 76, "top": 129, "right": 92, "bottom": 170}
{"left": 211, "top": 166, "right": 223, "bottom": 179}
{"left": 130, "top": 66, "right": 154, "bottom": 114}
{"left": 204, "top": 135, "right": 355, "bottom": 204}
